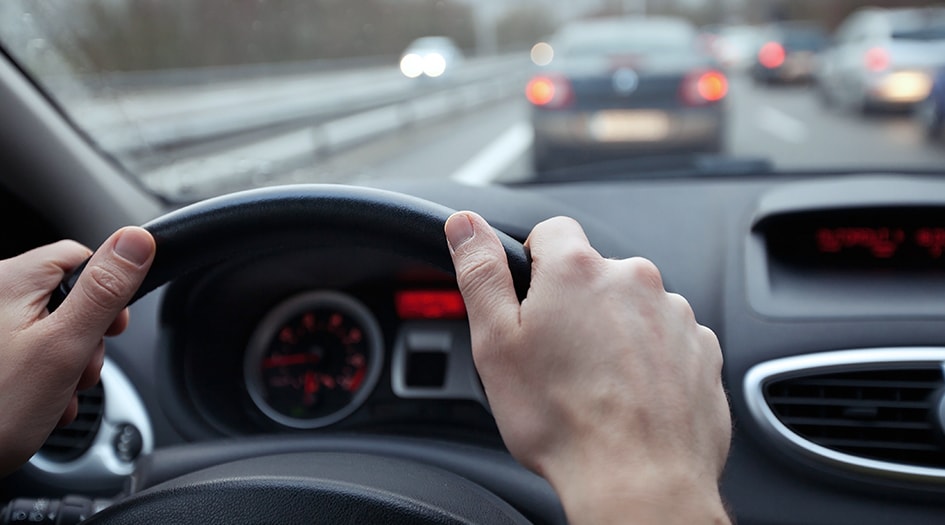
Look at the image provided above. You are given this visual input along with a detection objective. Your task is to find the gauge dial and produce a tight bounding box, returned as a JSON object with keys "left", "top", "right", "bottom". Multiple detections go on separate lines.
{"left": 244, "top": 291, "right": 383, "bottom": 429}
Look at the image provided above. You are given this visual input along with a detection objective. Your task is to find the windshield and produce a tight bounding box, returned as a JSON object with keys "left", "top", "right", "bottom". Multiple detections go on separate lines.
{"left": 1, "top": 1, "right": 944, "bottom": 200}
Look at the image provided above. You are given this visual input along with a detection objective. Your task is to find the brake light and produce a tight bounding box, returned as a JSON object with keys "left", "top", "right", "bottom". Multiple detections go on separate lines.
{"left": 758, "top": 41, "right": 785, "bottom": 69}
{"left": 526, "top": 75, "right": 573, "bottom": 108}
{"left": 865, "top": 47, "right": 890, "bottom": 72}
{"left": 681, "top": 70, "right": 728, "bottom": 106}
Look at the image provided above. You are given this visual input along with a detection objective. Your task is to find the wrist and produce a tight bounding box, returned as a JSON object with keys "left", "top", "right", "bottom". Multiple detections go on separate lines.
{"left": 546, "top": 461, "right": 730, "bottom": 525}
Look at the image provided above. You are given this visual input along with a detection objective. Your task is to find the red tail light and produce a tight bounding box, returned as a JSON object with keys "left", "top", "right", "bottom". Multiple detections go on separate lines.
{"left": 526, "top": 75, "right": 573, "bottom": 108}
{"left": 681, "top": 70, "right": 728, "bottom": 106}
{"left": 865, "top": 47, "right": 890, "bottom": 72}
{"left": 758, "top": 41, "right": 785, "bottom": 69}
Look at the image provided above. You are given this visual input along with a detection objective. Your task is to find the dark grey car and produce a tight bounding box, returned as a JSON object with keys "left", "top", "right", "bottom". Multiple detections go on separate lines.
{"left": 527, "top": 16, "right": 728, "bottom": 172}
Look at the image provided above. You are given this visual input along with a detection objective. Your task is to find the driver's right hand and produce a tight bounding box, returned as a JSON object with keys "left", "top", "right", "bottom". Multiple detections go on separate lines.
{"left": 446, "top": 211, "right": 732, "bottom": 525}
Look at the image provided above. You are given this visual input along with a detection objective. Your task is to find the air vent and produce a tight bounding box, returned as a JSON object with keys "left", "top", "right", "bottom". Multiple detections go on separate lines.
{"left": 745, "top": 348, "right": 945, "bottom": 482}
{"left": 765, "top": 367, "right": 945, "bottom": 468}
{"left": 39, "top": 381, "right": 105, "bottom": 462}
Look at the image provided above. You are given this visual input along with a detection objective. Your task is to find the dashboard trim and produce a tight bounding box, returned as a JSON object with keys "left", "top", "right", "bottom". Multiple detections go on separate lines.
{"left": 391, "top": 321, "right": 489, "bottom": 407}
{"left": 28, "top": 358, "right": 154, "bottom": 482}
{"left": 744, "top": 347, "right": 945, "bottom": 483}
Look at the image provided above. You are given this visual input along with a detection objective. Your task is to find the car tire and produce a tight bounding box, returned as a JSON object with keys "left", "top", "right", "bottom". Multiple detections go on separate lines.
{"left": 917, "top": 97, "right": 943, "bottom": 140}
{"left": 816, "top": 81, "right": 836, "bottom": 109}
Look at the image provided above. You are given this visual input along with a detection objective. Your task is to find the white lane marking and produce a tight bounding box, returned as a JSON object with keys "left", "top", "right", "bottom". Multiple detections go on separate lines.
{"left": 451, "top": 122, "right": 533, "bottom": 186}
{"left": 756, "top": 105, "right": 809, "bottom": 144}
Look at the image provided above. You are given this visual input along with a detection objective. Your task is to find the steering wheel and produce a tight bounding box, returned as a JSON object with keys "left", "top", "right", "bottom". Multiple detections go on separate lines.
{"left": 50, "top": 185, "right": 561, "bottom": 524}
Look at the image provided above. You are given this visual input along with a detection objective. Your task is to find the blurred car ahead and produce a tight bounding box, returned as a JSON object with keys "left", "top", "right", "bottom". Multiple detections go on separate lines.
{"left": 710, "top": 25, "right": 764, "bottom": 72}
{"left": 751, "top": 21, "right": 828, "bottom": 84}
{"left": 817, "top": 7, "right": 945, "bottom": 113}
{"left": 527, "top": 16, "right": 728, "bottom": 172}
{"left": 917, "top": 67, "right": 945, "bottom": 140}
{"left": 399, "top": 36, "right": 464, "bottom": 79}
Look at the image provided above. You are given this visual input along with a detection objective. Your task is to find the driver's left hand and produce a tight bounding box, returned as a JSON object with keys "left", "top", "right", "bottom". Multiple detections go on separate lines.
{"left": 0, "top": 227, "right": 154, "bottom": 476}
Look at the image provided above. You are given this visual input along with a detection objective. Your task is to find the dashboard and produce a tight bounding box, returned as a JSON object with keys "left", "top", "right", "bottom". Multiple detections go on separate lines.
{"left": 4, "top": 76, "right": 945, "bottom": 520}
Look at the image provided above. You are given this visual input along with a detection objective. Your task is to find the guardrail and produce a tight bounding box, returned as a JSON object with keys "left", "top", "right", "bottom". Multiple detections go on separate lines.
{"left": 68, "top": 53, "right": 532, "bottom": 197}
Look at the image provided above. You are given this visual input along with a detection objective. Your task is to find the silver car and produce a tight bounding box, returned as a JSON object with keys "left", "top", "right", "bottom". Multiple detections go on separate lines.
{"left": 817, "top": 7, "right": 945, "bottom": 112}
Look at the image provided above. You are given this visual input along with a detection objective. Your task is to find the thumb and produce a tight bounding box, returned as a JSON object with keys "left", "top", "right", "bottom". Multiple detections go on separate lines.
{"left": 53, "top": 227, "right": 155, "bottom": 350}
{"left": 445, "top": 212, "right": 520, "bottom": 336}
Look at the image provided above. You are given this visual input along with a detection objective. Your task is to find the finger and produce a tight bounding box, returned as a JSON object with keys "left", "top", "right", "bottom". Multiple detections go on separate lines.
{"left": 445, "top": 212, "right": 521, "bottom": 335}
{"left": 77, "top": 341, "right": 105, "bottom": 390}
{"left": 0, "top": 240, "right": 91, "bottom": 308}
{"left": 525, "top": 217, "right": 600, "bottom": 276}
{"left": 51, "top": 227, "right": 155, "bottom": 352}
{"left": 105, "top": 309, "right": 130, "bottom": 336}
{"left": 57, "top": 393, "right": 79, "bottom": 428}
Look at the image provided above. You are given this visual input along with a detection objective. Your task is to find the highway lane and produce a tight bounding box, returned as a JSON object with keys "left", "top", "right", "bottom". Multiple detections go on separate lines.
{"left": 726, "top": 74, "right": 945, "bottom": 171}
{"left": 160, "top": 69, "right": 945, "bottom": 198}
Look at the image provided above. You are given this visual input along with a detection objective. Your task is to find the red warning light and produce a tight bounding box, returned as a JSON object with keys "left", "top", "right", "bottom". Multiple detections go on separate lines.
{"left": 396, "top": 290, "right": 467, "bottom": 319}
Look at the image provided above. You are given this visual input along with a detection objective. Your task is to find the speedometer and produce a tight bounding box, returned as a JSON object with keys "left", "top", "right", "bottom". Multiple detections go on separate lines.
{"left": 244, "top": 291, "right": 384, "bottom": 429}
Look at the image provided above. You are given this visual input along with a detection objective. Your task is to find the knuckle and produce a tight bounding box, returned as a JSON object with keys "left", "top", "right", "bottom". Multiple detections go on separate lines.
{"left": 81, "top": 263, "right": 129, "bottom": 311}
{"left": 559, "top": 243, "right": 600, "bottom": 275}
{"left": 624, "top": 257, "right": 664, "bottom": 290}
{"left": 457, "top": 252, "right": 504, "bottom": 301}
{"left": 698, "top": 325, "right": 724, "bottom": 370}
{"left": 666, "top": 292, "right": 696, "bottom": 322}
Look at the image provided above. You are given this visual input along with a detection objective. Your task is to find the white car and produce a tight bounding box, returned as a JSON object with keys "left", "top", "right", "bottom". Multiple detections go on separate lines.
{"left": 399, "top": 37, "right": 464, "bottom": 79}
{"left": 817, "top": 7, "right": 945, "bottom": 112}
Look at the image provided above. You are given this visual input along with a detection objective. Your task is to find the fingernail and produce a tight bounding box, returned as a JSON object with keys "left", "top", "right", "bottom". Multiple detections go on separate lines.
{"left": 113, "top": 228, "right": 153, "bottom": 266}
{"left": 445, "top": 213, "right": 475, "bottom": 251}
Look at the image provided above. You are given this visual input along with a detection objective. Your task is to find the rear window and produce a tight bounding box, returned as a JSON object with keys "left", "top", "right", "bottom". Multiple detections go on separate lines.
{"left": 559, "top": 23, "right": 695, "bottom": 57}
{"left": 782, "top": 29, "right": 826, "bottom": 51}
{"left": 889, "top": 10, "right": 945, "bottom": 41}
{"left": 892, "top": 26, "right": 945, "bottom": 41}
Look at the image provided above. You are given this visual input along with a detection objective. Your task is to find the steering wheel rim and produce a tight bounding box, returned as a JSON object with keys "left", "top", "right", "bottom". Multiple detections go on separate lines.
{"left": 49, "top": 184, "right": 531, "bottom": 310}
{"left": 49, "top": 184, "right": 546, "bottom": 523}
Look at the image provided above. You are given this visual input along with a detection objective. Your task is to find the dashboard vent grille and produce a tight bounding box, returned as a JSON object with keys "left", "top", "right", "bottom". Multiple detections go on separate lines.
{"left": 765, "top": 367, "right": 945, "bottom": 468}
{"left": 39, "top": 381, "right": 105, "bottom": 462}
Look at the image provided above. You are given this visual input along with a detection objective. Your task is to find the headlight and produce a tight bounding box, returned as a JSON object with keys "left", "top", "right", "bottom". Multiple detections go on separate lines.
{"left": 400, "top": 53, "right": 424, "bottom": 78}
{"left": 422, "top": 52, "right": 447, "bottom": 78}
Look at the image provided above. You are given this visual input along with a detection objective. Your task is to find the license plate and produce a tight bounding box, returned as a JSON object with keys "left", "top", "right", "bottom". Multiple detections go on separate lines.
{"left": 589, "top": 110, "right": 670, "bottom": 142}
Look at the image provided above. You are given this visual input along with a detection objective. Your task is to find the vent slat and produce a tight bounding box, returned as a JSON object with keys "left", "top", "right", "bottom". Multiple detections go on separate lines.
{"left": 813, "top": 439, "right": 942, "bottom": 453}
{"left": 780, "top": 417, "right": 933, "bottom": 430}
{"left": 786, "top": 378, "right": 942, "bottom": 389}
{"left": 39, "top": 382, "right": 105, "bottom": 462}
{"left": 768, "top": 397, "right": 932, "bottom": 409}
{"left": 764, "top": 366, "right": 945, "bottom": 469}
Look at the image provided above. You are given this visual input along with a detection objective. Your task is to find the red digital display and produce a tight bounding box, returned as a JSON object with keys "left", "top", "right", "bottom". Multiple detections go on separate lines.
{"left": 763, "top": 208, "right": 945, "bottom": 272}
{"left": 395, "top": 290, "right": 466, "bottom": 320}
{"left": 815, "top": 227, "right": 945, "bottom": 260}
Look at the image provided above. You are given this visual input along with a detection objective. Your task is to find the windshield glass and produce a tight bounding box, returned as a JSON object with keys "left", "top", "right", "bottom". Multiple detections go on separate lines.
{"left": 1, "top": 1, "right": 944, "bottom": 200}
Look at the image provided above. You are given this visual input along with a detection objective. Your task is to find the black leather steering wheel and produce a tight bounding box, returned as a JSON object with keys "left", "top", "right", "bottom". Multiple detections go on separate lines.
{"left": 50, "top": 185, "right": 554, "bottom": 524}
{"left": 50, "top": 184, "right": 531, "bottom": 310}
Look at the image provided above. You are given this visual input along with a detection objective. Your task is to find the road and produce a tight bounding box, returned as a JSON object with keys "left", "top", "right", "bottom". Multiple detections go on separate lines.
{"left": 285, "top": 73, "right": 945, "bottom": 186}
{"left": 136, "top": 70, "right": 945, "bottom": 198}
